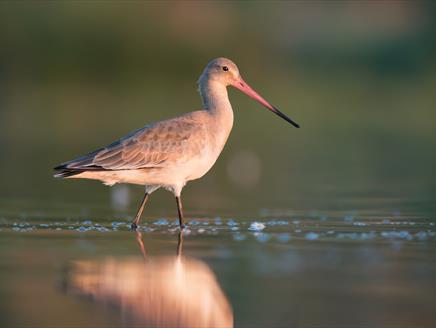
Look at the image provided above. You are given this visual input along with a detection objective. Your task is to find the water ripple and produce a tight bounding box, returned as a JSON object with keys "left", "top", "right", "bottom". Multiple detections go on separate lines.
{"left": 1, "top": 215, "right": 435, "bottom": 245}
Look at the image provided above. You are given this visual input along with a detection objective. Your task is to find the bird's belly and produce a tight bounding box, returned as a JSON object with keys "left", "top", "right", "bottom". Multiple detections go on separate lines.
{"left": 73, "top": 169, "right": 165, "bottom": 186}
{"left": 184, "top": 148, "right": 222, "bottom": 182}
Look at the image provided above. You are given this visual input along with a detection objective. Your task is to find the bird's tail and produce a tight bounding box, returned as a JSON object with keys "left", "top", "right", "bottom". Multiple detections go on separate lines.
{"left": 53, "top": 148, "right": 103, "bottom": 178}
{"left": 53, "top": 164, "right": 84, "bottom": 178}
{"left": 53, "top": 170, "right": 80, "bottom": 178}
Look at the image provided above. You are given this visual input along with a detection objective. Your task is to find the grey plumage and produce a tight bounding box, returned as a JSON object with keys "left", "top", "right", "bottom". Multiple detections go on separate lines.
{"left": 54, "top": 113, "right": 207, "bottom": 178}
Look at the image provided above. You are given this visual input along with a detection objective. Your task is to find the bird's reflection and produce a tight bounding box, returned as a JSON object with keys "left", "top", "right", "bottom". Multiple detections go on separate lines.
{"left": 65, "top": 232, "right": 233, "bottom": 327}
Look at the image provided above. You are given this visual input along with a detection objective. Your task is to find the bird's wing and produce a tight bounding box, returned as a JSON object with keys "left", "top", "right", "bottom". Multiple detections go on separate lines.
{"left": 56, "top": 113, "right": 207, "bottom": 171}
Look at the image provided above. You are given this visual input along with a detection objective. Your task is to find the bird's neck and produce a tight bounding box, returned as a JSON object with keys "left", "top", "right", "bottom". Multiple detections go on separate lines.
{"left": 199, "top": 79, "right": 234, "bottom": 149}
{"left": 200, "top": 80, "right": 234, "bottom": 119}
{"left": 199, "top": 78, "right": 233, "bottom": 157}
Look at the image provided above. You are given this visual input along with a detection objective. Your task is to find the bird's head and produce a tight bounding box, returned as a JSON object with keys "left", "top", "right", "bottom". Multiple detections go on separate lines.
{"left": 200, "top": 57, "right": 241, "bottom": 86}
{"left": 199, "top": 57, "right": 300, "bottom": 128}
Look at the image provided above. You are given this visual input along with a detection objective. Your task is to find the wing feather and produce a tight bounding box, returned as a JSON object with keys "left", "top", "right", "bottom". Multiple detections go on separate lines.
{"left": 54, "top": 112, "right": 208, "bottom": 172}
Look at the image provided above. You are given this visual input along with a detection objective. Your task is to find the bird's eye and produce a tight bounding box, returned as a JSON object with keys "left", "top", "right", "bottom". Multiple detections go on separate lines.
{"left": 222, "top": 66, "right": 229, "bottom": 71}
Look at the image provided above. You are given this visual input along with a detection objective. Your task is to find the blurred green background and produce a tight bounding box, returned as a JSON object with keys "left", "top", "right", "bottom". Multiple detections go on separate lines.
{"left": 0, "top": 1, "right": 435, "bottom": 218}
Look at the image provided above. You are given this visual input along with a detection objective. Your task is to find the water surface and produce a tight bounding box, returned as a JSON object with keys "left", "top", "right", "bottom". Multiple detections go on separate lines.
{"left": 0, "top": 200, "right": 435, "bottom": 328}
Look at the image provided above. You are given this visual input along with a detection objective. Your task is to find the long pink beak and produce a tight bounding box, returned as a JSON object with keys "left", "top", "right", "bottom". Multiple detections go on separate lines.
{"left": 232, "top": 77, "right": 299, "bottom": 128}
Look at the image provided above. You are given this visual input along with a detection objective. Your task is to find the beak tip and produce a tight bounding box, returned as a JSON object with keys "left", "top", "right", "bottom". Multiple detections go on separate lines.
{"left": 284, "top": 118, "right": 300, "bottom": 128}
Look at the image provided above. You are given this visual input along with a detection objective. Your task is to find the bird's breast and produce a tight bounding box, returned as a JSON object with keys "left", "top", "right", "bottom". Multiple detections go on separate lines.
{"left": 185, "top": 119, "right": 233, "bottom": 182}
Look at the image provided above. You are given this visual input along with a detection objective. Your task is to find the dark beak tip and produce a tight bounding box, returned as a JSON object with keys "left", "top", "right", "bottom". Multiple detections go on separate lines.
{"left": 284, "top": 116, "right": 300, "bottom": 128}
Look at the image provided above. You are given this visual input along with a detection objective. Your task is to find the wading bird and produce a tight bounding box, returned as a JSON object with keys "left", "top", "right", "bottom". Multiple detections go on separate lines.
{"left": 54, "top": 58, "right": 299, "bottom": 230}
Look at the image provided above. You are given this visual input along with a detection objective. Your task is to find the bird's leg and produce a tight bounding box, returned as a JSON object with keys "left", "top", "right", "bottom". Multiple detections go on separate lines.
{"left": 176, "top": 230, "right": 184, "bottom": 256}
{"left": 175, "top": 196, "right": 185, "bottom": 229}
{"left": 131, "top": 192, "right": 149, "bottom": 230}
{"left": 135, "top": 230, "right": 147, "bottom": 259}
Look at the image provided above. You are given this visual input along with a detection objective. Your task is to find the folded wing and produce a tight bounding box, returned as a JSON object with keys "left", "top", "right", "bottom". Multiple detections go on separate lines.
{"left": 54, "top": 114, "right": 206, "bottom": 177}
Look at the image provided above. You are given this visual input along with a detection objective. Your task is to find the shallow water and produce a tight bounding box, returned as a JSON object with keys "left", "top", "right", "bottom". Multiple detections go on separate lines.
{"left": 0, "top": 201, "right": 435, "bottom": 328}
{"left": 1, "top": 2, "right": 436, "bottom": 327}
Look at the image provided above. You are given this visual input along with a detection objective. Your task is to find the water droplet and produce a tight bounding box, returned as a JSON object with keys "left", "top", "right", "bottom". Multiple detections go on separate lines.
{"left": 189, "top": 220, "right": 200, "bottom": 225}
{"left": 154, "top": 218, "right": 169, "bottom": 226}
{"left": 227, "top": 219, "right": 238, "bottom": 226}
{"left": 248, "top": 222, "right": 265, "bottom": 231}
{"left": 305, "top": 232, "right": 319, "bottom": 240}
